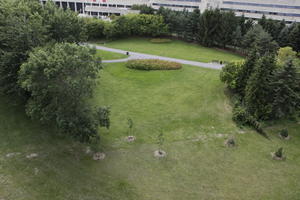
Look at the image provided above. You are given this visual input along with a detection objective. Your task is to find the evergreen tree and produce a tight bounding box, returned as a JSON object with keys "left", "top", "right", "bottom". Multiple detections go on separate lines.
{"left": 271, "top": 59, "right": 300, "bottom": 118}
{"left": 238, "top": 15, "right": 247, "bottom": 36}
{"left": 258, "top": 15, "right": 267, "bottom": 28}
{"left": 219, "top": 11, "right": 238, "bottom": 47}
{"left": 243, "top": 24, "right": 278, "bottom": 55}
{"left": 244, "top": 18, "right": 254, "bottom": 36}
{"left": 184, "top": 13, "right": 194, "bottom": 41}
{"left": 236, "top": 48, "right": 259, "bottom": 97}
{"left": 198, "top": 9, "right": 222, "bottom": 47}
{"left": 232, "top": 25, "right": 243, "bottom": 47}
{"left": 258, "top": 15, "right": 283, "bottom": 40}
{"left": 245, "top": 54, "right": 277, "bottom": 119}
{"left": 184, "top": 8, "right": 200, "bottom": 42}
{"left": 278, "top": 26, "right": 291, "bottom": 47}
{"left": 275, "top": 20, "right": 286, "bottom": 41}
{"left": 288, "top": 23, "right": 300, "bottom": 52}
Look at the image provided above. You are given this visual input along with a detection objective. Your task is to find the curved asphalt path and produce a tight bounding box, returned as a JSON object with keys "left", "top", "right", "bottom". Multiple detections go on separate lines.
{"left": 86, "top": 44, "right": 224, "bottom": 70}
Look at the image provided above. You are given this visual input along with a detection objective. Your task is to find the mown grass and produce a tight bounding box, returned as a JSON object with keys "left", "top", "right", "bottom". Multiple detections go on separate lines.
{"left": 1, "top": 63, "right": 299, "bottom": 200}
{"left": 97, "top": 37, "right": 244, "bottom": 63}
{"left": 95, "top": 49, "right": 128, "bottom": 60}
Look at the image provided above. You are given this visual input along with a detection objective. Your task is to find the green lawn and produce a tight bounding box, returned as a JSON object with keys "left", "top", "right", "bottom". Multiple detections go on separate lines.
{"left": 95, "top": 49, "right": 128, "bottom": 60}
{"left": 1, "top": 63, "right": 300, "bottom": 200}
{"left": 96, "top": 37, "right": 244, "bottom": 63}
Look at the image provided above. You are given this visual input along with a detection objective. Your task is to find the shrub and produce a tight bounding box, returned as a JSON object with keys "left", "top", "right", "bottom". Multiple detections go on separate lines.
{"left": 232, "top": 104, "right": 248, "bottom": 125}
{"left": 220, "top": 62, "right": 243, "bottom": 91}
{"left": 225, "top": 137, "right": 236, "bottom": 147}
{"left": 97, "top": 107, "right": 110, "bottom": 129}
{"left": 150, "top": 38, "right": 172, "bottom": 43}
{"left": 279, "top": 129, "right": 289, "bottom": 138}
{"left": 83, "top": 17, "right": 105, "bottom": 40}
{"left": 232, "top": 104, "right": 264, "bottom": 135}
{"left": 126, "top": 59, "right": 182, "bottom": 70}
{"left": 275, "top": 147, "right": 283, "bottom": 158}
{"left": 127, "top": 118, "right": 134, "bottom": 136}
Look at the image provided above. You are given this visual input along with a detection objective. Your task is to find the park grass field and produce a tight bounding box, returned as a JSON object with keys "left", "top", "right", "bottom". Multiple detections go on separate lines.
{"left": 97, "top": 37, "right": 244, "bottom": 63}
{"left": 1, "top": 62, "right": 299, "bottom": 200}
{"left": 95, "top": 49, "right": 128, "bottom": 60}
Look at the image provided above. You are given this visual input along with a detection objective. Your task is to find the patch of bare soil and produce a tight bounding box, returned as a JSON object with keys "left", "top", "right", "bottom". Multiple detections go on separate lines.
{"left": 154, "top": 150, "right": 167, "bottom": 158}
{"left": 93, "top": 152, "right": 106, "bottom": 160}
{"left": 126, "top": 136, "right": 136, "bottom": 142}
{"left": 271, "top": 152, "right": 286, "bottom": 161}
{"left": 5, "top": 152, "right": 21, "bottom": 158}
{"left": 26, "top": 153, "right": 38, "bottom": 159}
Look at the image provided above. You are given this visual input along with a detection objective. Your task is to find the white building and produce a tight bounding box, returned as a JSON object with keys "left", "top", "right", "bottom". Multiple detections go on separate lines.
{"left": 220, "top": 0, "right": 300, "bottom": 23}
{"left": 40, "top": 0, "right": 300, "bottom": 22}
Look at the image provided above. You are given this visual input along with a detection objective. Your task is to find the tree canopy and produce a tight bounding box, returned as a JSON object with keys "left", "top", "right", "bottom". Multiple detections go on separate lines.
{"left": 18, "top": 43, "right": 103, "bottom": 141}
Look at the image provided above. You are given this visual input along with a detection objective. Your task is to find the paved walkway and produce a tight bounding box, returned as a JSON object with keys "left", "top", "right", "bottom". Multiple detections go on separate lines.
{"left": 86, "top": 44, "right": 224, "bottom": 70}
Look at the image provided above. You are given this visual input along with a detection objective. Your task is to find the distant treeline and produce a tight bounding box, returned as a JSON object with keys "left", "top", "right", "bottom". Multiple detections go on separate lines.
{"left": 85, "top": 6, "right": 300, "bottom": 54}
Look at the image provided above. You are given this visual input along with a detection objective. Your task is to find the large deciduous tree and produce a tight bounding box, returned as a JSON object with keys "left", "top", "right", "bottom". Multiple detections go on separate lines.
{"left": 41, "top": 1, "right": 87, "bottom": 43}
{"left": 0, "top": 0, "right": 47, "bottom": 97}
{"left": 18, "top": 43, "right": 103, "bottom": 141}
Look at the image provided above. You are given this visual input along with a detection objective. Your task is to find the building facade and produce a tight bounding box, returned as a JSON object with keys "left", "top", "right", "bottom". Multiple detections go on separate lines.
{"left": 220, "top": 0, "right": 300, "bottom": 23}
{"left": 40, "top": 0, "right": 300, "bottom": 22}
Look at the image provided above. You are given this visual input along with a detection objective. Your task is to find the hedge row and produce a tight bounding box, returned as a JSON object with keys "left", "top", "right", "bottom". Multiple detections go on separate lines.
{"left": 126, "top": 59, "right": 182, "bottom": 70}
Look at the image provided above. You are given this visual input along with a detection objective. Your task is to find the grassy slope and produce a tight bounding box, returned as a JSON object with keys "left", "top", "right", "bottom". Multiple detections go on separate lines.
{"left": 98, "top": 37, "right": 243, "bottom": 63}
{"left": 1, "top": 63, "right": 299, "bottom": 200}
{"left": 95, "top": 49, "right": 128, "bottom": 60}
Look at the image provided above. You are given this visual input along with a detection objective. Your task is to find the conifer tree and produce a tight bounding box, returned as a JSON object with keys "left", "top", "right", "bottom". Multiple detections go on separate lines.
{"left": 271, "top": 59, "right": 300, "bottom": 118}
{"left": 236, "top": 48, "right": 259, "bottom": 97}
{"left": 278, "top": 26, "right": 291, "bottom": 47}
{"left": 288, "top": 23, "right": 300, "bottom": 52}
{"left": 185, "top": 8, "right": 200, "bottom": 42}
{"left": 245, "top": 54, "right": 277, "bottom": 119}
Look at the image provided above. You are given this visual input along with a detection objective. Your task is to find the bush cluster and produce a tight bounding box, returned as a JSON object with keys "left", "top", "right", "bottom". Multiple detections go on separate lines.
{"left": 84, "top": 14, "right": 168, "bottom": 40}
{"left": 126, "top": 59, "right": 182, "bottom": 70}
{"left": 150, "top": 38, "right": 172, "bottom": 43}
{"left": 232, "top": 104, "right": 264, "bottom": 135}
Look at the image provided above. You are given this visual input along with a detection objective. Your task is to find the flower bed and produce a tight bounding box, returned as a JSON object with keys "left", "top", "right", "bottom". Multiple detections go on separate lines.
{"left": 150, "top": 38, "right": 172, "bottom": 43}
{"left": 126, "top": 59, "right": 182, "bottom": 70}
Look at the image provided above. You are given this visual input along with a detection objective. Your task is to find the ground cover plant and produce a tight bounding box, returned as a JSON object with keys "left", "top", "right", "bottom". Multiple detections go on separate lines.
{"left": 1, "top": 62, "right": 300, "bottom": 200}
{"left": 98, "top": 37, "right": 243, "bottom": 63}
{"left": 126, "top": 59, "right": 182, "bottom": 70}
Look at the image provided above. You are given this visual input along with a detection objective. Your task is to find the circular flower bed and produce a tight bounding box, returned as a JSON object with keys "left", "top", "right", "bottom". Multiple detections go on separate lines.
{"left": 126, "top": 59, "right": 182, "bottom": 70}
{"left": 150, "top": 38, "right": 172, "bottom": 43}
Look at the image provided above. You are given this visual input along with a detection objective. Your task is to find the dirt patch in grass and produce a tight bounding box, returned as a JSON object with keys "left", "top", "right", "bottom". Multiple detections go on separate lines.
{"left": 154, "top": 150, "right": 167, "bottom": 158}
{"left": 126, "top": 136, "right": 136, "bottom": 142}
{"left": 93, "top": 152, "right": 106, "bottom": 160}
